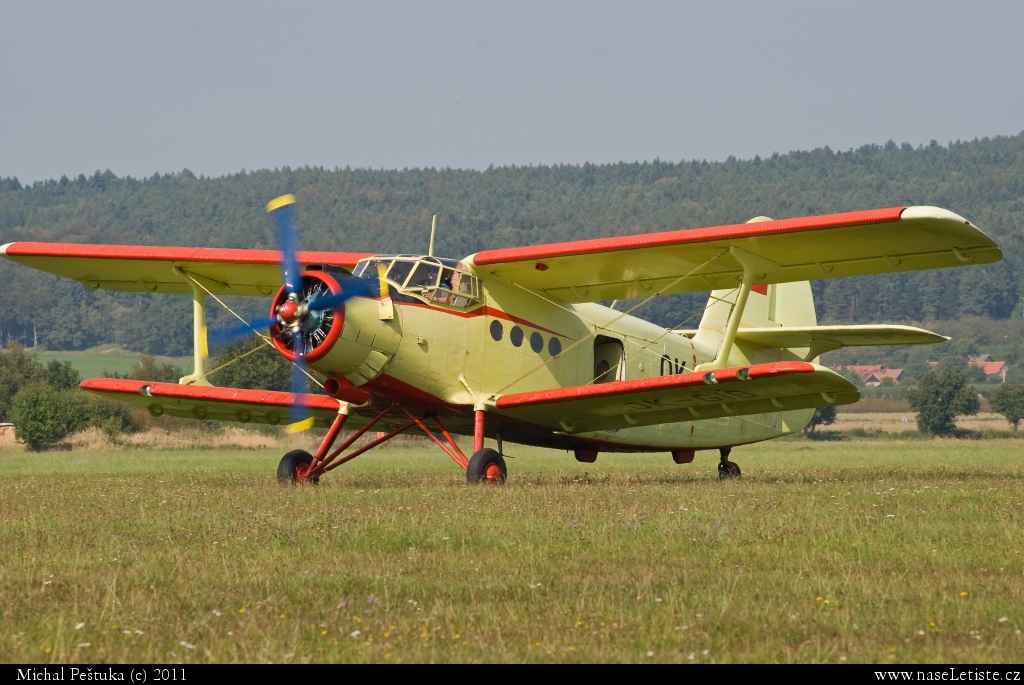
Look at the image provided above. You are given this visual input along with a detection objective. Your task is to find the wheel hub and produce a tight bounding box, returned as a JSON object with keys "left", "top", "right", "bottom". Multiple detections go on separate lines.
{"left": 483, "top": 463, "right": 502, "bottom": 482}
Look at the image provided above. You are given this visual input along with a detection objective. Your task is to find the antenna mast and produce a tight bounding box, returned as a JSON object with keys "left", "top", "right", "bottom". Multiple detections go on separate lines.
{"left": 428, "top": 215, "right": 437, "bottom": 257}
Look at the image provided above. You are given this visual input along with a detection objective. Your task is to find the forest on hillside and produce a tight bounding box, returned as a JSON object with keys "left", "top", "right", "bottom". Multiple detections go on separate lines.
{"left": 0, "top": 132, "right": 1022, "bottom": 357}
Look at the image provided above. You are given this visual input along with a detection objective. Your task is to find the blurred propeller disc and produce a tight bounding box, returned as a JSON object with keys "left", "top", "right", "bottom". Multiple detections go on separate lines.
{"left": 207, "top": 194, "right": 373, "bottom": 433}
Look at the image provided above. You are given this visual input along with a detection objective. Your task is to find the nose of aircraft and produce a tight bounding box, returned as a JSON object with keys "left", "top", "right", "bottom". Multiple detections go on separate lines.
{"left": 267, "top": 270, "right": 399, "bottom": 385}
{"left": 277, "top": 299, "right": 300, "bottom": 324}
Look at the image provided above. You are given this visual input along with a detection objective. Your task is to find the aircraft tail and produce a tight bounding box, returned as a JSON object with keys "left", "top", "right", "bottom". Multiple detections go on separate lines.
{"left": 691, "top": 281, "right": 817, "bottom": 363}
{"left": 688, "top": 280, "right": 818, "bottom": 433}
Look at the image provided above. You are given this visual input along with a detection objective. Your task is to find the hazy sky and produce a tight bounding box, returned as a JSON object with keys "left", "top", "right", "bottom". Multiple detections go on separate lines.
{"left": 2, "top": 1, "right": 1022, "bottom": 183}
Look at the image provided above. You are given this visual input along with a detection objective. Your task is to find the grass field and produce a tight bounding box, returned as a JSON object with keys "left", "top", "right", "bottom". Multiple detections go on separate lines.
{"left": 33, "top": 345, "right": 189, "bottom": 380}
{"left": 2, "top": 437, "right": 1023, "bottom": 663}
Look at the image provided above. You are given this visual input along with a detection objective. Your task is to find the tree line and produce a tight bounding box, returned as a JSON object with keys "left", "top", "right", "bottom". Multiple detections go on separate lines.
{"left": 1, "top": 132, "right": 1023, "bottom": 354}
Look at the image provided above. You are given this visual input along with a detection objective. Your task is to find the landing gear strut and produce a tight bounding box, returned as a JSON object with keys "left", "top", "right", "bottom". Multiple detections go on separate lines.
{"left": 465, "top": 410, "right": 506, "bottom": 484}
{"left": 717, "top": 447, "right": 741, "bottom": 479}
{"left": 275, "top": 404, "right": 474, "bottom": 484}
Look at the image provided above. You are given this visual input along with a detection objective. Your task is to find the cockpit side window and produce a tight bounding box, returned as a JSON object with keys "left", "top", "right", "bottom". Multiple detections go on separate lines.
{"left": 406, "top": 262, "right": 440, "bottom": 291}
{"left": 353, "top": 258, "right": 392, "bottom": 278}
{"left": 352, "top": 256, "right": 483, "bottom": 310}
{"left": 385, "top": 260, "right": 416, "bottom": 288}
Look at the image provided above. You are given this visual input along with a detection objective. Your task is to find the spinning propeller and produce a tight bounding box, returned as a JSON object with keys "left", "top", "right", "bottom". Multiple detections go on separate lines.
{"left": 212, "top": 194, "right": 373, "bottom": 432}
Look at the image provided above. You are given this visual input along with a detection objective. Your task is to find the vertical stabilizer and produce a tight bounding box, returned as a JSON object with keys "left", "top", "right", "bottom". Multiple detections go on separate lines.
{"left": 692, "top": 281, "right": 818, "bottom": 365}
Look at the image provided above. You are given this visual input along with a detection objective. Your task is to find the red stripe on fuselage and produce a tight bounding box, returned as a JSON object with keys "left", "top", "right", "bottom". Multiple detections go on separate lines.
{"left": 362, "top": 374, "right": 463, "bottom": 411}
{"left": 373, "top": 299, "right": 573, "bottom": 340}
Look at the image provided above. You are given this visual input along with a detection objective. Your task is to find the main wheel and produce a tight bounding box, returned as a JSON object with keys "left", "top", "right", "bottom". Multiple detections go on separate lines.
{"left": 277, "top": 449, "right": 319, "bottom": 484}
{"left": 466, "top": 448, "right": 507, "bottom": 484}
{"left": 717, "top": 460, "right": 741, "bottom": 479}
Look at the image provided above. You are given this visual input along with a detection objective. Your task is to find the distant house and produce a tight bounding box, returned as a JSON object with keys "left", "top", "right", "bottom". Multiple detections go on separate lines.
{"left": 969, "top": 360, "right": 1007, "bottom": 382}
{"left": 924, "top": 355, "right": 1008, "bottom": 382}
{"left": 863, "top": 368, "right": 906, "bottom": 386}
{"left": 839, "top": 365, "right": 906, "bottom": 387}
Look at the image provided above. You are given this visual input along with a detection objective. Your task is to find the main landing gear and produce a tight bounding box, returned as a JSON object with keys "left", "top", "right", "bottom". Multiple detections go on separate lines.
{"left": 466, "top": 448, "right": 507, "bottom": 484}
{"left": 278, "top": 449, "right": 320, "bottom": 484}
{"left": 463, "top": 410, "right": 506, "bottom": 485}
{"left": 717, "top": 447, "right": 741, "bottom": 479}
{"left": 275, "top": 405, "right": 505, "bottom": 485}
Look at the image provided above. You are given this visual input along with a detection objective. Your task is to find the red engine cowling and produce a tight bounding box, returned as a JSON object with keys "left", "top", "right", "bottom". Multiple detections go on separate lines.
{"left": 269, "top": 271, "right": 345, "bottom": 363}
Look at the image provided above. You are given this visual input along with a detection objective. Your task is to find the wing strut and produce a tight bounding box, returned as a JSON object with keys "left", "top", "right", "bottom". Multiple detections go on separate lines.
{"left": 174, "top": 267, "right": 212, "bottom": 386}
{"left": 695, "top": 246, "right": 778, "bottom": 371}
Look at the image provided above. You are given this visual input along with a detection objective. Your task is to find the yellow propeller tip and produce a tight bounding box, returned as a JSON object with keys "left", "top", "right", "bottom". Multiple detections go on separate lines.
{"left": 267, "top": 194, "right": 297, "bottom": 213}
{"left": 285, "top": 416, "right": 316, "bottom": 434}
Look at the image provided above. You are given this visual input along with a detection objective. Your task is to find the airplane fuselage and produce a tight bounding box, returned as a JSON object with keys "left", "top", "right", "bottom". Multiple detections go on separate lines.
{"left": 308, "top": 256, "right": 813, "bottom": 454}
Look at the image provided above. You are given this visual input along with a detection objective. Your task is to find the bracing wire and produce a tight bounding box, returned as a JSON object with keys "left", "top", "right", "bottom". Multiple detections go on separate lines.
{"left": 178, "top": 270, "right": 324, "bottom": 389}
{"left": 493, "top": 248, "right": 731, "bottom": 395}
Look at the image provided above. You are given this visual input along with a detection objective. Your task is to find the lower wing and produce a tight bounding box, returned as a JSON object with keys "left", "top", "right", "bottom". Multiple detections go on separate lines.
{"left": 493, "top": 362, "right": 858, "bottom": 434}
{"left": 80, "top": 379, "right": 368, "bottom": 427}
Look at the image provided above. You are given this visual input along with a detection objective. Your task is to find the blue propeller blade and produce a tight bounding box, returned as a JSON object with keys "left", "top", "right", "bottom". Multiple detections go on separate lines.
{"left": 307, "top": 274, "right": 375, "bottom": 311}
{"left": 287, "top": 328, "right": 313, "bottom": 428}
{"left": 208, "top": 314, "right": 278, "bottom": 350}
{"left": 267, "top": 194, "right": 302, "bottom": 296}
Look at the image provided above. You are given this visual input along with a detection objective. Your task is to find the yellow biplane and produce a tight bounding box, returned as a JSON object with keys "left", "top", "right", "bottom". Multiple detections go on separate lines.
{"left": 1, "top": 198, "right": 1001, "bottom": 483}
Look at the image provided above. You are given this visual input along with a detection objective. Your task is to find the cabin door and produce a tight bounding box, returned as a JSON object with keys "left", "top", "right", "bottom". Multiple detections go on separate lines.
{"left": 593, "top": 336, "right": 625, "bottom": 384}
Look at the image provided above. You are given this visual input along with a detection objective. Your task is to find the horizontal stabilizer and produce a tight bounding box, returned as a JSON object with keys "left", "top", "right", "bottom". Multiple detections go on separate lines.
{"left": 494, "top": 361, "right": 858, "bottom": 434}
{"left": 734, "top": 324, "right": 948, "bottom": 355}
{"left": 79, "top": 378, "right": 363, "bottom": 427}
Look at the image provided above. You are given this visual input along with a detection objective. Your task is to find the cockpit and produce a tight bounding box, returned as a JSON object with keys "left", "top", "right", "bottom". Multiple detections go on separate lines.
{"left": 351, "top": 255, "right": 483, "bottom": 309}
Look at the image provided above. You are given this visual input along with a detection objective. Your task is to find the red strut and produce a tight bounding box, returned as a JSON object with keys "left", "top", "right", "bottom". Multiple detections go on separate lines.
{"left": 474, "top": 410, "right": 485, "bottom": 453}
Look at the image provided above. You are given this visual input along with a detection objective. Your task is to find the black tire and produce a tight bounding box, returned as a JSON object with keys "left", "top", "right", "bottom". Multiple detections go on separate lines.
{"left": 466, "top": 448, "right": 507, "bottom": 484}
{"left": 717, "top": 460, "right": 741, "bottom": 480}
{"left": 277, "top": 449, "right": 319, "bottom": 484}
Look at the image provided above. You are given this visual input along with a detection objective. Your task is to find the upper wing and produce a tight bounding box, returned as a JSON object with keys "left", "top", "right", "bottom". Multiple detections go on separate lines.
{"left": 493, "top": 361, "right": 858, "bottom": 434}
{"left": 469, "top": 206, "right": 1001, "bottom": 303}
{"left": 0, "top": 243, "right": 371, "bottom": 296}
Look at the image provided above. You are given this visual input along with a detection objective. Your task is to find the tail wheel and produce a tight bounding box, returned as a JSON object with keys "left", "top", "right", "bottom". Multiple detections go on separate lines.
{"left": 717, "top": 461, "right": 741, "bottom": 479}
{"left": 277, "top": 449, "right": 320, "bottom": 484}
{"left": 466, "top": 448, "right": 507, "bottom": 484}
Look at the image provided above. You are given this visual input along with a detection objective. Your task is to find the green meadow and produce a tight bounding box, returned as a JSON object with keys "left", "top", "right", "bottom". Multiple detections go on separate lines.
{"left": 33, "top": 346, "right": 189, "bottom": 380}
{"left": 2, "top": 438, "right": 1023, "bottom": 663}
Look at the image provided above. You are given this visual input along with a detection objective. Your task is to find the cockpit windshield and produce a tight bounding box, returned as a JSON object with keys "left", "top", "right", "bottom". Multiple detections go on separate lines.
{"left": 352, "top": 255, "right": 482, "bottom": 309}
